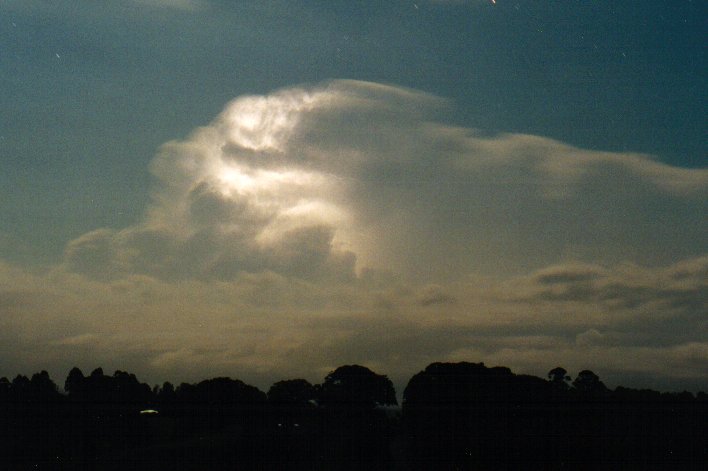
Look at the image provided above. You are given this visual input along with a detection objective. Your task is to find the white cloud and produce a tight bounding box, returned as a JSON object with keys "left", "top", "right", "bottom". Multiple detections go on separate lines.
{"left": 59, "top": 80, "right": 707, "bottom": 283}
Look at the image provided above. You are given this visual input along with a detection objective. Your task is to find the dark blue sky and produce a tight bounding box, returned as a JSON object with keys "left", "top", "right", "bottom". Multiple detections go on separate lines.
{"left": 0, "top": 1, "right": 705, "bottom": 391}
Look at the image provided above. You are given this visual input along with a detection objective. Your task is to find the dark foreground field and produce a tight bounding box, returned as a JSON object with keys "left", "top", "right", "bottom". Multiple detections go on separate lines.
{"left": 2, "top": 362, "right": 707, "bottom": 470}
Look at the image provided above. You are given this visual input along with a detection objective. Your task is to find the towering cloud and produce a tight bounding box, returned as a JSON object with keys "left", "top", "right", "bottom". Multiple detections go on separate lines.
{"left": 63, "top": 80, "right": 706, "bottom": 282}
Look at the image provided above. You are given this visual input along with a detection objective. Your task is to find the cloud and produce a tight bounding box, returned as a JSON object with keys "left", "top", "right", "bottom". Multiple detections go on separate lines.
{"left": 416, "top": 284, "right": 457, "bottom": 307}
{"left": 1, "top": 80, "right": 705, "bottom": 392}
{"left": 1, "top": 254, "right": 706, "bottom": 391}
{"left": 518, "top": 257, "right": 708, "bottom": 314}
{"left": 59, "top": 80, "right": 706, "bottom": 283}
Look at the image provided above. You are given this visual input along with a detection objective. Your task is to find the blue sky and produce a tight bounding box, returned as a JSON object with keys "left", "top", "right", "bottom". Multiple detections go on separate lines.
{"left": 0, "top": 1, "right": 706, "bottom": 392}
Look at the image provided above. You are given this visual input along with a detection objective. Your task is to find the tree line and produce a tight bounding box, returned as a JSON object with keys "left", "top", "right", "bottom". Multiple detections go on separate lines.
{"left": 1, "top": 362, "right": 706, "bottom": 470}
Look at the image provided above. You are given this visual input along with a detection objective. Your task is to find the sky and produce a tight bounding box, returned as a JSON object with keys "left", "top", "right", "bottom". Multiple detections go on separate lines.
{"left": 0, "top": 0, "right": 706, "bottom": 394}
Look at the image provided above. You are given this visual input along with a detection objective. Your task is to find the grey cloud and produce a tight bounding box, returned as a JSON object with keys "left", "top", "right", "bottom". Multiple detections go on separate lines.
{"left": 63, "top": 229, "right": 119, "bottom": 279}
{"left": 416, "top": 285, "right": 457, "bottom": 307}
{"left": 534, "top": 264, "right": 605, "bottom": 285}
{"left": 0, "top": 290, "right": 32, "bottom": 311}
{"left": 187, "top": 182, "right": 253, "bottom": 227}
{"left": 299, "top": 97, "right": 705, "bottom": 277}
{"left": 668, "top": 256, "right": 708, "bottom": 281}
{"left": 521, "top": 259, "right": 708, "bottom": 314}
{"left": 575, "top": 329, "right": 617, "bottom": 347}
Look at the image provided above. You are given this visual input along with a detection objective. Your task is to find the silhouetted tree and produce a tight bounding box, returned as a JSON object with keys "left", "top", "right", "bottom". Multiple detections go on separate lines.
{"left": 312, "top": 366, "right": 398, "bottom": 468}
{"left": 64, "top": 366, "right": 85, "bottom": 395}
{"left": 548, "top": 366, "right": 571, "bottom": 386}
{"left": 191, "top": 377, "right": 267, "bottom": 405}
{"left": 572, "top": 369, "right": 608, "bottom": 395}
{"left": 157, "top": 381, "right": 176, "bottom": 403}
{"left": 29, "top": 370, "right": 60, "bottom": 402}
{"left": 268, "top": 379, "right": 316, "bottom": 405}
{"left": 320, "top": 365, "right": 397, "bottom": 408}
{"left": 0, "top": 376, "right": 10, "bottom": 397}
{"left": 112, "top": 369, "right": 152, "bottom": 404}
{"left": 90, "top": 367, "right": 103, "bottom": 378}
{"left": 0, "top": 361, "right": 704, "bottom": 469}
{"left": 403, "top": 362, "right": 562, "bottom": 469}
{"left": 174, "top": 377, "right": 267, "bottom": 433}
{"left": 11, "top": 374, "right": 30, "bottom": 402}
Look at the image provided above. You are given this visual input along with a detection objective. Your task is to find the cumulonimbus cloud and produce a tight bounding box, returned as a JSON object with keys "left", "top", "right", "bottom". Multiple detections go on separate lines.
{"left": 2, "top": 80, "right": 705, "bottom": 391}
{"left": 62, "top": 80, "right": 706, "bottom": 282}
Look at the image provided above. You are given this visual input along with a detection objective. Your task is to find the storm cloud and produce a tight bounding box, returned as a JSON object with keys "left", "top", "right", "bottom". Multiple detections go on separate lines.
{"left": 63, "top": 80, "right": 706, "bottom": 282}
